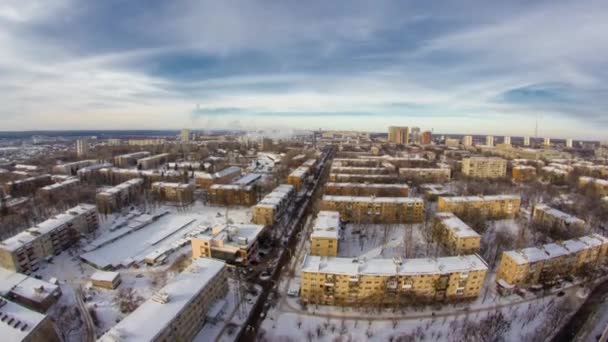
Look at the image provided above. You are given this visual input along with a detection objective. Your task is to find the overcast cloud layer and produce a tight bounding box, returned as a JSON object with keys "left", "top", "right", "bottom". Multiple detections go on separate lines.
{"left": 1, "top": 0, "right": 607, "bottom": 139}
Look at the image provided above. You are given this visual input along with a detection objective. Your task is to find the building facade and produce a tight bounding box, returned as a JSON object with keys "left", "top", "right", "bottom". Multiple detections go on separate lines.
{"left": 512, "top": 165, "right": 536, "bottom": 182}
{"left": 310, "top": 211, "right": 341, "bottom": 257}
{"left": 461, "top": 157, "right": 507, "bottom": 178}
{"left": 433, "top": 212, "right": 481, "bottom": 255}
{"left": 251, "top": 184, "right": 295, "bottom": 226}
{"left": 532, "top": 204, "right": 585, "bottom": 229}
{"left": 208, "top": 184, "right": 257, "bottom": 206}
{"left": 398, "top": 167, "right": 451, "bottom": 183}
{"left": 321, "top": 195, "right": 424, "bottom": 223}
{"left": 388, "top": 126, "right": 409, "bottom": 145}
{"left": 96, "top": 178, "right": 144, "bottom": 214}
{"left": 191, "top": 224, "right": 265, "bottom": 265}
{"left": 300, "top": 254, "right": 488, "bottom": 306}
{"left": 437, "top": 195, "right": 521, "bottom": 219}
{"left": 151, "top": 182, "right": 194, "bottom": 204}
{"left": 324, "top": 182, "right": 409, "bottom": 197}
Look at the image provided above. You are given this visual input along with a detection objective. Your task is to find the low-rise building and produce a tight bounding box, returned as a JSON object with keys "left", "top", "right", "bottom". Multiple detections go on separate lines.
{"left": 151, "top": 182, "right": 194, "bottom": 204}
{"left": 532, "top": 204, "right": 585, "bottom": 229}
{"left": 496, "top": 234, "right": 608, "bottom": 288}
{"left": 36, "top": 178, "right": 80, "bottom": 202}
{"left": 136, "top": 153, "right": 170, "bottom": 170}
{"left": 91, "top": 271, "right": 121, "bottom": 290}
{"left": 3, "top": 175, "right": 53, "bottom": 197}
{"left": 96, "top": 178, "right": 144, "bottom": 214}
{"left": 433, "top": 212, "right": 481, "bottom": 255}
{"left": 52, "top": 160, "right": 98, "bottom": 175}
{"left": 0, "top": 205, "right": 98, "bottom": 274}
{"left": 208, "top": 184, "right": 257, "bottom": 206}
{"left": 191, "top": 224, "right": 265, "bottom": 265}
{"left": 461, "top": 157, "right": 507, "bottom": 178}
{"left": 398, "top": 167, "right": 451, "bottom": 183}
{"left": 99, "top": 258, "right": 228, "bottom": 342}
{"left": 579, "top": 176, "right": 608, "bottom": 196}
{"left": 330, "top": 166, "right": 391, "bottom": 175}
{"left": 195, "top": 166, "right": 242, "bottom": 189}
{"left": 287, "top": 166, "right": 310, "bottom": 192}
{"left": 512, "top": 165, "right": 536, "bottom": 182}
{"left": 324, "top": 182, "right": 409, "bottom": 197}
{"left": 113, "top": 152, "right": 151, "bottom": 168}
{"left": 0, "top": 297, "right": 61, "bottom": 342}
{"left": 329, "top": 173, "right": 400, "bottom": 184}
{"left": 300, "top": 254, "right": 488, "bottom": 306}
{"left": 0, "top": 267, "right": 62, "bottom": 312}
{"left": 252, "top": 184, "right": 295, "bottom": 226}
{"left": 437, "top": 195, "right": 521, "bottom": 219}
{"left": 321, "top": 195, "right": 424, "bottom": 223}
{"left": 127, "top": 138, "right": 165, "bottom": 146}
{"left": 420, "top": 183, "right": 454, "bottom": 201}
{"left": 310, "top": 211, "right": 341, "bottom": 257}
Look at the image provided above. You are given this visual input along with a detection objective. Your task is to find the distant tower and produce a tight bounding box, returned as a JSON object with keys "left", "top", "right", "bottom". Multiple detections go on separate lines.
{"left": 486, "top": 135, "right": 494, "bottom": 146}
{"left": 523, "top": 136, "right": 530, "bottom": 146}
{"left": 566, "top": 138, "right": 573, "bottom": 148}
{"left": 181, "top": 129, "right": 191, "bottom": 142}
{"left": 544, "top": 137, "right": 551, "bottom": 147}
{"left": 76, "top": 139, "right": 89, "bottom": 157}
{"left": 503, "top": 136, "right": 511, "bottom": 145}
{"left": 463, "top": 135, "right": 473, "bottom": 147}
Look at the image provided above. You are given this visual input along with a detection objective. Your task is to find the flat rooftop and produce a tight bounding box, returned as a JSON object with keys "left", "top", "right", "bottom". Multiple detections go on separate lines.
{"left": 311, "top": 211, "right": 340, "bottom": 240}
{"left": 435, "top": 212, "right": 480, "bottom": 239}
{"left": 322, "top": 195, "right": 422, "bottom": 204}
{"left": 99, "top": 258, "right": 226, "bottom": 342}
{"left": 0, "top": 297, "right": 48, "bottom": 341}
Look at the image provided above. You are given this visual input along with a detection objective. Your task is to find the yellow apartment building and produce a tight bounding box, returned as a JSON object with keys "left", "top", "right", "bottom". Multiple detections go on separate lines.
{"left": 151, "top": 182, "right": 194, "bottom": 204}
{"left": 300, "top": 254, "right": 488, "bottom": 306}
{"left": 461, "top": 157, "right": 507, "bottom": 178}
{"left": 310, "top": 211, "right": 341, "bottom": 257}
{"left": 437, "top": 195, "right": 520, "bottom": 219}
{"left": 579, "top": 176, "right": 608, "bottom": 196}
{"left": 398, "top": 167, "right": 451, "bottom": 182}
{"left": 321, "top": 195, "right": 424, "bottom": 224}
{"left": 208, "top": 184, "right": 257, "bottom": 206}
{"left": 532, "top": 204, "right": 585, "bottom": 229}
{"left": 512, "top": 165, "right": 537, "bottom": 182}
{"left": 287, "top": 166, "right": 310, "bottom": 192}
{"left": 251, "top": 184, "right": 294, "bottom": 226}
{"left": 191, "top": 224, "right": 265, "bottom": 265}
{"left": 433, "top": 212, "right": 481, "bottom": 255}
{"left": 496, "top": 234, "right": 608, "bottom": 288}
{"left": 324, "top": 182, "right": 409, "bottom": 197}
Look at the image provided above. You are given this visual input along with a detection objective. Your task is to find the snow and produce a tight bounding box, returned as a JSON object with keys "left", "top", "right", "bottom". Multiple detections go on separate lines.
{"left": 322, "top": 195, "right": 423, "bottom": 204}
{"left": 435, "top": 212, "right": 480, "bottom": 239}
{"left": 91, "top": 271, "right": 120, "bottom": 283}
{"left": 0, "top": 298, "right": 48, "bottom": 342}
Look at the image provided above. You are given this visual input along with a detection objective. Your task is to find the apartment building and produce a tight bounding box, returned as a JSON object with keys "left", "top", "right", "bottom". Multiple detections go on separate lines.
{"left": 136, "top": 153, "right": 170, "bottom": 170}
{"left": 310, "top": 211, "right": 341, "bottom": 257}
{"left": 324, "top": 182, "right": 409, "bottom": 197}
{"left": 98, "top": 167, "right": 184, "bottom": 186}
{"left": 300, "top": 254, "right": 488, "bottom": 306}
{"left": 0, "top": 297, "right": 61, "bottom": 342}
{"left": 127, "top": 138, "right": 166, "bottom": 146}
{"left": 329, "top": 173, "right": 400, "bottom": 184}
{"left": 181, "top": 128, "right": 191, "bottom": 142}
{"left": 388, "top": 126, "right": 409, "bottom": 144}
{"left": 461, "top": 157, "right": 507, "bottom": 178}
{"left": 195, "top": 166, "right": 242, "bottom": 189}
{"left": 420, "top": 183, "right": 454, "bottom": 201}
{"left": 532, "top": 204, "right": 585, "bottom": 229}
{"left": 398, "top": 167, "right": 451, "bottom": 183}
{"left": 287, "top": 166, "right": 310, "bottom": 192}
{"left": 0, "top": 267, "right": 62, "bottom": 312}
{"left": 96, "top": 178, "right": 144, "bottom": 214}
{"left": 433, "top": 212, "right": 481, "bottom": 255}
{"left": 0, "top": 204, "right": 98, "bottom": 273}
{"left": 37, "top": 178, "right": 80, "bottom": 202}
{"left": 496, "top": 234, "right": 608, "bottom": 288}
{"left": 208, "top": 184, "right": 257, "bottom": 206}
{"left": 437, "top": 195, "right": 521, "bottom": 219}
{"left": 330, "top": 166, "right": 391, "bottom": 175}
{"left": 99, "top": 258, "right": 228, "bottom": 342}
{"left": 251, "top": 184, "right": 295, "bottom": 226}
{"left": 113, "top": 152, "right": 151, "bottom": 168}
{"left": 512, "top": 165, "right": 536, "bottom": 182}
{"left": 3, "top": 175, "right": 52, "bottom": 197}
{"left": 321, "top": 195, "right": 424, "bottom": 223}
{"left": 421, "top": 131, "right": 432, "bottom": 145}
{"left": 151, "top": 182, "right": 194, "bottom": 204}
{"left": 52, "top": 160, "right": 98, "bottom": 175}
{"left": 191, "top": 224, "right": 265, "bottom": 265}
{"left": 579, "top": 176, "right": 608, "bottom": 196}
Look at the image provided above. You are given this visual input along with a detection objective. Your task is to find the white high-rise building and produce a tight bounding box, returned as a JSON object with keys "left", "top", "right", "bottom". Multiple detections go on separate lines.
{"left": 503, "top": 136, "right": 511, "bottom": 145}
{"left": 544, "top": 137, "right": 551, "bottom": 147}
{"left": 76, "top": 139, "right": 89, "bottom": 157}
{"left": 566, "top": 138, "right": 573, "bottom": 148}
{"left": 523, "top": 136, "right": 530, "bottom": 146}
{"left": 486, "top": 135, "right": 494, "bottom": 146}
{"left": 463, "top": 135, "right": 473, "bottom": 146}
{"left": 181, "top": 129, "right": 191, "bottom": 142}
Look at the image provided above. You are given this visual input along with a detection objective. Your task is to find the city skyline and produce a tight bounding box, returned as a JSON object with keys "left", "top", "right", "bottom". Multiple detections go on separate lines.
{"left": 1, "top": 1, "right": 608, "bottom": 139}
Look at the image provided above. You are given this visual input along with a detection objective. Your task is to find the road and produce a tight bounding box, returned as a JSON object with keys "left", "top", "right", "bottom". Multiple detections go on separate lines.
{"left": 74, "top": 286, "right": 96, "bottom": 342}
{"left": 237, "top": 146, "right": 334, "bottom": 341}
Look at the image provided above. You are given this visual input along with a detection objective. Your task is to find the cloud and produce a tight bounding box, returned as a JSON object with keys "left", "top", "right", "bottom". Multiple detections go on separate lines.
{"left": 0, "top": 1, "right": 607, "bottom": 139}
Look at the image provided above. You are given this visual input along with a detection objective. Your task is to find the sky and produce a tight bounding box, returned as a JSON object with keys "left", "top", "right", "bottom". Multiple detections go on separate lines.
{"left": 1, "top": 0, "right": 607, "bottom": 139}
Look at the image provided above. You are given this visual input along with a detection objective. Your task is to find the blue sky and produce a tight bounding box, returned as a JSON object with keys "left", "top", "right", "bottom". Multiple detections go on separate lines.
{"left": 1, "top": 0, "right": 607, "bottom": 139}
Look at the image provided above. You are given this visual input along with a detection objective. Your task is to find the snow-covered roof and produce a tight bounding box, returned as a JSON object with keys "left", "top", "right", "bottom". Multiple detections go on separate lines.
{"left": 98, "top": 178, "right": 143, "bottom": 196}
{"left": 91, "top": 271, "right": 120, "bottom": 283}
{"left": 136, "top": 153, "right": 170, "bottom": 162}
{"left": 289, "top": 166, "right": 309, "bottom": 178}
{"left": 435, "top": 212, "right": 480, "bottom": 239}
{"left": 255, "top": 184, "right": 294, "bottom": 208}
{"left": 325, "top": 182, "right": 408, "bottom": 189}
{"left": 0, "top": 297, "right": 48, "bottom": 342}
{"left": 439, "top": 195, "right": 520, "bottom": 203}
{"left": 322, "top": 195, "right": 423, "bottom": 204}
{"left": 194, "top": 224, "right": 265, "bottom": 251}
{"left": 0, "top": 204, "right": 96, "bottom": 252}
{"left": 151, "top": 182, "right": 192, "bottom": 189}
{"left": 39, "top": 178, "right": 79, "bottom": 191}
{"left": 580, "top": 176, "right": 608, "bottom": 186}
{"left": 534, "top": 204, "right": 585, "bottom": 225}
{"left": 302, "top": 254, "right": 487, "bottom": 276}
{"left": 311, "top": 211, "right": 340, "bottom": 240}
{"left": 331, "top": 173, "right": 396, "bottom": 179}
{"left": 209, "top": 184, "right": 252, "bottom": 191}
{"left": 233, "top": 173, "right": 262, "bottom": 186}
{"left": 504, "top": 234, "right": 608, "bottom": 265}
{"left": 99, "top": 258, "right": 226, "bottom": 342}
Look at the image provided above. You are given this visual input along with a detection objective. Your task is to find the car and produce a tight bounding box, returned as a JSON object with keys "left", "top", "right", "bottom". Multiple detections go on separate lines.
{"left": 557, "top": 291, "right": 565, "bottom": 297}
